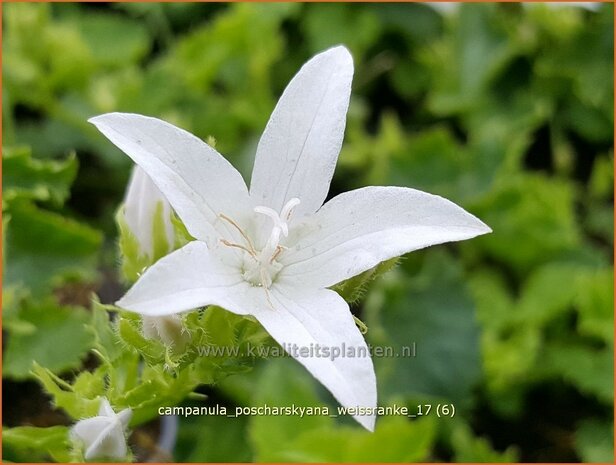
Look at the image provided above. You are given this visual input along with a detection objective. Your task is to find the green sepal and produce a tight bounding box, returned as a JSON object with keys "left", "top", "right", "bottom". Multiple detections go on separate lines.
{"left": 332, "top": 257, "right": 399, "bottom": 304}
{"left": 115, "top": 206, "right": 153, "bottom": 284}
{"left": 171, "top": 211, "right": 195, "bottom": 249}
{"left": 151, "top": 201, "right": 173, "bottom": 263}
{"left": 31, "top": 362, "right": 101, "bottom": 420}
{"left": 117, "top": 316, "right": 167, "bottom": 364}
{"left": 116, "top": 200, "right": 175, "bottom": 284}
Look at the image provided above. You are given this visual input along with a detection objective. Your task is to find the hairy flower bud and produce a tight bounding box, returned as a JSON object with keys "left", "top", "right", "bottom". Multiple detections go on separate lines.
{"left": 142, "top": 314, "right": 190, "bottom": 350}
{"left": 70, "top": 398, "right": 131, "bottom": 461}
{"left": 123, "top": 165, "right": 175, "bottom": 261}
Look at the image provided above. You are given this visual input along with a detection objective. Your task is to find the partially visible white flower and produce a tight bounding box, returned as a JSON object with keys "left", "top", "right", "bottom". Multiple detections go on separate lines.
{"left": 70, "top": 398, "right": 132, "bottom": 461}
{"left": 425, "top": 2, "right": 600, "bottom": 13}
{"left": 90, "top": 45, "right": 491, "bottom": 431}
{"left": 525, "top": 2, "right": 600, "bottom": 11}
{"left": 142, "top": 314, "right": 190, "bottom": 349}
{"left": 424, "top": 2, "right": 458, "bottom": 14}
{"left": 124, "top": 165, "right": 175, "bottom": 260}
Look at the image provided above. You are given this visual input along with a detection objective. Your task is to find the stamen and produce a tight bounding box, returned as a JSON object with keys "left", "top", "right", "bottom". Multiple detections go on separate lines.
{"left": 353, "top": 315, "right": 369, "bottom": 335}
{"left": 269, "top": 245, "right": 285, "bottom": 264}
{"left": 218, "top": 213, "right": 256, "bottom": 254}
{"left": 260, "top": 268, "right": 275, "bottom": 309}
{"left": 219, "top": 239, "right": 257, "bottom": 258}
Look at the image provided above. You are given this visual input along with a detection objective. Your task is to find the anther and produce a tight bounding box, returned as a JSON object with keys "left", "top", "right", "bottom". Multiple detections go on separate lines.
{"left": 269, "top": 245, "right": 286, "bottom": 264}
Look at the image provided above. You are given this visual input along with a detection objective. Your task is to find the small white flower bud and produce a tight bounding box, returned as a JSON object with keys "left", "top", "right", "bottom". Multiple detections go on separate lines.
{"left": 124, "top": 165, "right": 175, "bottom": 260}
{"left": 70, "top": 398, "right": 132, "bottom": 461}
{"left": 142, "top": 314, "right": 190, "bottom": 349}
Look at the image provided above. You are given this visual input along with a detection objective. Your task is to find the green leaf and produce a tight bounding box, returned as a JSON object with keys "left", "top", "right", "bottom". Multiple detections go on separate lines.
{"left": 468, "top": 270, "right": 540, "bottom": 401}
{"left": 588, "top": 154, "right": 614, "bottom": 200}
{"left": 2, "top": 146, "right": 78, "bottom": 206}
{"left": 249, "top": 358, "right": 436, "bottom": 462}
{"left": 365, "top": 251, "right": 481, "bottom": 405}
{"left": 2, "top": 425, "right": 71, "bottom": 463}
{"left": 70, "top": 13, "right": 150, "bottom": 67}
{"left": 4, "top": 3, "right": 94, "bottom": 101}
{"left": 471, "top": 174, "right": 581, "bottom": 274}
{"left": 175, "top": 412, "right": 252, "bottom": 462}
{"left": 428, "top": 3, "right": 514, "bottom": 115}
{"left": 534, "top": 4, "right": 613, "bottom": 140}
{"left": 338, "top": 112, "right": 406, "bottom": 187}
{"left": 4, "top": 297, "right": 94, "bottom": 379}
{"left": 2, "top": 285, "right": 37, "bottom": 336}
{"left": 282, "top": 416, "right": 436, "bottom": 462}
{"left": 165, "top": 3, "right": 296, "bottom": 93}
{"left": 374, "top": 3, "right": 443, "bottom": 44}
{"left": 449, "top": 420, "right": 518, "bottom": 462}
{"left": 468, "top": 270, "right": 515, "bottom": 333}
{"left": 250, "top": 358, "right": 334, "bottom": 460}
{"left": 388, "top": 125, "right": 497, "bottom": 205}
{"left": 544, "top": 343, "right": 613, "bottom": 404}
{"left": 31, "top": 363, "right": 101, "bottom": 420}
{"left": 4, "top": 201, "right": 102, "bottom": 295}
{"left": 575, "top": 419, "right": 614, "bottom": 462}
{"left": 515, "top": 262, "right": 580, "bottom": 327}
{"left": 575, "top": 268, "right": 614, "bottom": 343}
{"left": 469, "top": 262, "right": 612, "bottom": 403}
{"left": 302, "top": 4, "right": 380, "bottom": 57}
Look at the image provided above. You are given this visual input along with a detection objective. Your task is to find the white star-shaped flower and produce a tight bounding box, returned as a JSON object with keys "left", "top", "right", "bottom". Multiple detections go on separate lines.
{"left": 70, "top": 398, "right": 132, "bottom": 461}
{"left": 90, "top": 45, "right": 491, "bottom": 431}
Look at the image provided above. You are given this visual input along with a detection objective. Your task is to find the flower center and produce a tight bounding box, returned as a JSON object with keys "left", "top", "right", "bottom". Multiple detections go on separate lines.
{"left": 219, "top": 198, "right": 300, "bottom": 289}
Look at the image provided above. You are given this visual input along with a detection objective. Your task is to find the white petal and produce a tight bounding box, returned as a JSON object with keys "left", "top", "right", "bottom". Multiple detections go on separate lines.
{"left": 281, "top": 186, "right": 492, "bottom": 288}
{"left": 89, "top": 113, "right": 250, "bottom": 244}
{"left": 71, "top": 417, "right": 111, "bottom": 446}
{"left": 117, "top": 408, "right": 132, "bottom": 429}
{"left": 124, "top": 166, "right": 175, "bottom": 258}
{"left": 84, "top": 422, "right": 127, "bottom": 461}
{"left": 116, "top": 241, "right": 251, "bottom": 316}
{"left": 97, "top": 398, "right": 115, "bottom": 417}
{"left": 252, "top": 285, "right": 377, "bottom": 431}
{"left": 250, "top": 46, "right": 353, "bottom": 218}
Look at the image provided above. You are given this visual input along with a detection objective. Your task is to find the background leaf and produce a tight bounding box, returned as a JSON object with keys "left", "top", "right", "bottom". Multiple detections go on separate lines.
{"left": 4, "top": 298, "right": 94, "bottom": 379}
{"left": 4, "top": 201, "right": 102, "bottom": 295}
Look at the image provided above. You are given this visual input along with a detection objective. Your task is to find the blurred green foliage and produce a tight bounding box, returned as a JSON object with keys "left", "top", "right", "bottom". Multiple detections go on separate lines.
{"left": 2, "top": 2, "right": 613, "bottom": 463}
